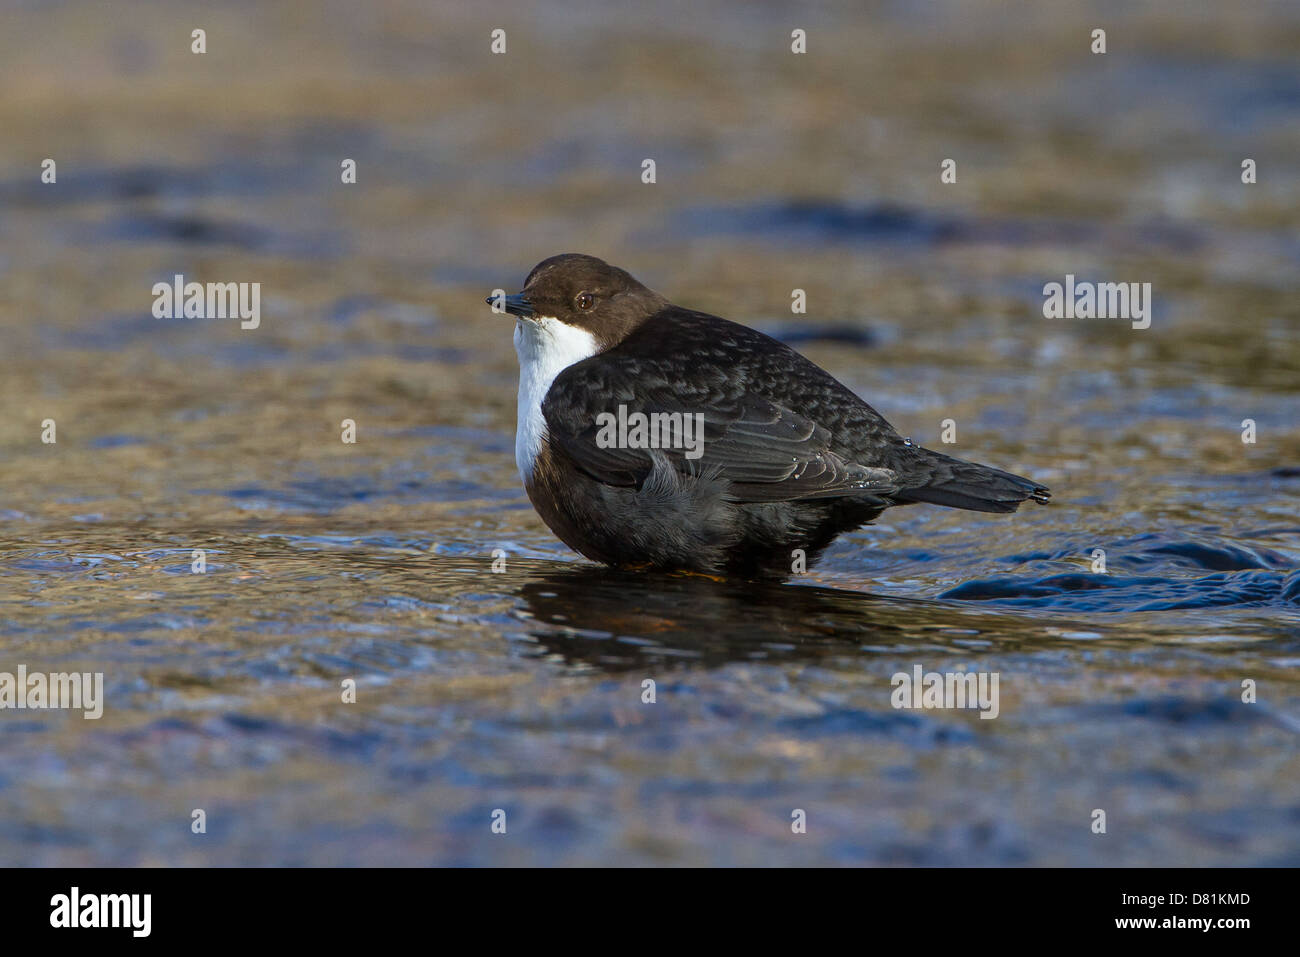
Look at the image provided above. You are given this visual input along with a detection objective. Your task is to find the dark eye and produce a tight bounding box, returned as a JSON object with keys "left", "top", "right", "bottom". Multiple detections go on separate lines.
{"left": 576, "top": 292, "right": 594, "bottom": 310}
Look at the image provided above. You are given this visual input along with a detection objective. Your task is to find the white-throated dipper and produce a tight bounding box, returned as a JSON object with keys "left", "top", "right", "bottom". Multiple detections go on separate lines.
{"left": 488, "top": 254, "right": 1050, "bottom": 579}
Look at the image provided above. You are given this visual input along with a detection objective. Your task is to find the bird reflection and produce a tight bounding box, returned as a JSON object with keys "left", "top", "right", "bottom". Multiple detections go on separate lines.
{"left": 512, "top": 565, "right": 1034, "bottom": 673}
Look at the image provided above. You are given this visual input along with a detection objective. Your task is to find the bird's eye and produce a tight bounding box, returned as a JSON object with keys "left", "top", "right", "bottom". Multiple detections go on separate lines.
{"left": 575, "top": 292, "right": 594, "bottom": 310}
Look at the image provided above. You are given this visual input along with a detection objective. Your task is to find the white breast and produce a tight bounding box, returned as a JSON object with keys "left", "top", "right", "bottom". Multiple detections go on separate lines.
{"left": 513, "top": 317, "right": 599, "bottom": 481}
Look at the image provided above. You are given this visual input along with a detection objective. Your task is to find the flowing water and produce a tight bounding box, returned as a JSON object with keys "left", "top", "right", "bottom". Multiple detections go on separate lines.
{"left": 1, "top": 0, "right": 1298, "bottom": 865}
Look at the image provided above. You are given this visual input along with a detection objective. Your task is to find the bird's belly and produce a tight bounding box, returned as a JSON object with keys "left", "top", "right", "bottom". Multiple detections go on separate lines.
{"left": 523, "top": 445, "right": 882, "bottom": 577}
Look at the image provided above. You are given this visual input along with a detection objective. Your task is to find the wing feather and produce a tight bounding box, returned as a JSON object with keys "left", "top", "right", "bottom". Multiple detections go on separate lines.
{"left": 543, "top": 380, "right": 898, "bottom": 503}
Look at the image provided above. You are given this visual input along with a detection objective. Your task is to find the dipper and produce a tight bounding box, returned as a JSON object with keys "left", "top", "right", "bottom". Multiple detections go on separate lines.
{"left": 488, "top": 254, "right": 1049, "bottom": 579}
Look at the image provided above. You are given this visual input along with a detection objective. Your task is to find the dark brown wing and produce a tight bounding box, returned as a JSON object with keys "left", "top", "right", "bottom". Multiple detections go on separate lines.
{"left": 542, "top": 372, "right": 899, "bottom": 503}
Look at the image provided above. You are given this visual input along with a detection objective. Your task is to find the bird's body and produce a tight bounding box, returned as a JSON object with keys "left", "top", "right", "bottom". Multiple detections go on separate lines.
{"left": 490, "top": 254, "right": 1049, "bottom": 579}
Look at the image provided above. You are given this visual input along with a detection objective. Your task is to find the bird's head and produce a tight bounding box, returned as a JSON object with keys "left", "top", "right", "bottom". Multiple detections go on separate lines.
{"left": 487, "top": 254, "right": 665, "bottom": 353}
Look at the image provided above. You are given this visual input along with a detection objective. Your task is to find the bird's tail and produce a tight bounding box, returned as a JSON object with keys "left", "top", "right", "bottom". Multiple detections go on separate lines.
{"left": 894, "top": 447, "right": 1050, "bottom": 513}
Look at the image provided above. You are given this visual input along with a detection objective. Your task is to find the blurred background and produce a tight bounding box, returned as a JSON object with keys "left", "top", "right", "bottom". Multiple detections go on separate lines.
{"left": 0, "top": 0, "right": 1297, "bottom": 865}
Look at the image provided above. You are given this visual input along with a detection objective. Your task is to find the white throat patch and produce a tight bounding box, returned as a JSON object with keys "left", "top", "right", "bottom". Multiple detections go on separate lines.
{"left": 513, "top": 316, "right": 599, "bottom": 480}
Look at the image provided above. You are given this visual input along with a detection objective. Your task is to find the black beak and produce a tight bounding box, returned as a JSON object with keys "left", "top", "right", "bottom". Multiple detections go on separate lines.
{"left": 486, "top": 292, "right": 534, "bottom": 318}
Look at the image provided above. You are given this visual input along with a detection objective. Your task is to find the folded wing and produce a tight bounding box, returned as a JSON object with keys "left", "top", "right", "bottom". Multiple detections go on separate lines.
{"left": 543, "top": 378, "right": 899, "bottom": 503}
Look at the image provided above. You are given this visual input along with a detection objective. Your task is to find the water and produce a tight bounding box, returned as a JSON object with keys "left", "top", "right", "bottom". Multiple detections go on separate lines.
{"left": 1, "top": 0, "right": 1298, "bottom": 865}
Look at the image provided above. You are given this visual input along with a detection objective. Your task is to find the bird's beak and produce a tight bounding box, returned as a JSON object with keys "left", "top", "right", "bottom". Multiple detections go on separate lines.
{"left": 485, "top": 292, "right": 534, "bottom": 319}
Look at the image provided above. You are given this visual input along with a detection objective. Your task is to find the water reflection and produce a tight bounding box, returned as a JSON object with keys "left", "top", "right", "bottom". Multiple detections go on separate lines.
{"left": 514, "top": 566, "right": 1078, "bottom": 672}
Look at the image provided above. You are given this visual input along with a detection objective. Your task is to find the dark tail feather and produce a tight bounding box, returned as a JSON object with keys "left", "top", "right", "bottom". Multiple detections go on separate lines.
{"left": 895, "top": 448, "right": 1051, "bottom": 513}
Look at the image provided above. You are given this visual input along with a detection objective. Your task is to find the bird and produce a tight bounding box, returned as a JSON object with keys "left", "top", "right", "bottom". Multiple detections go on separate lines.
{"left": 487, "top": 253, "right": 1049, "bottom": 580}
